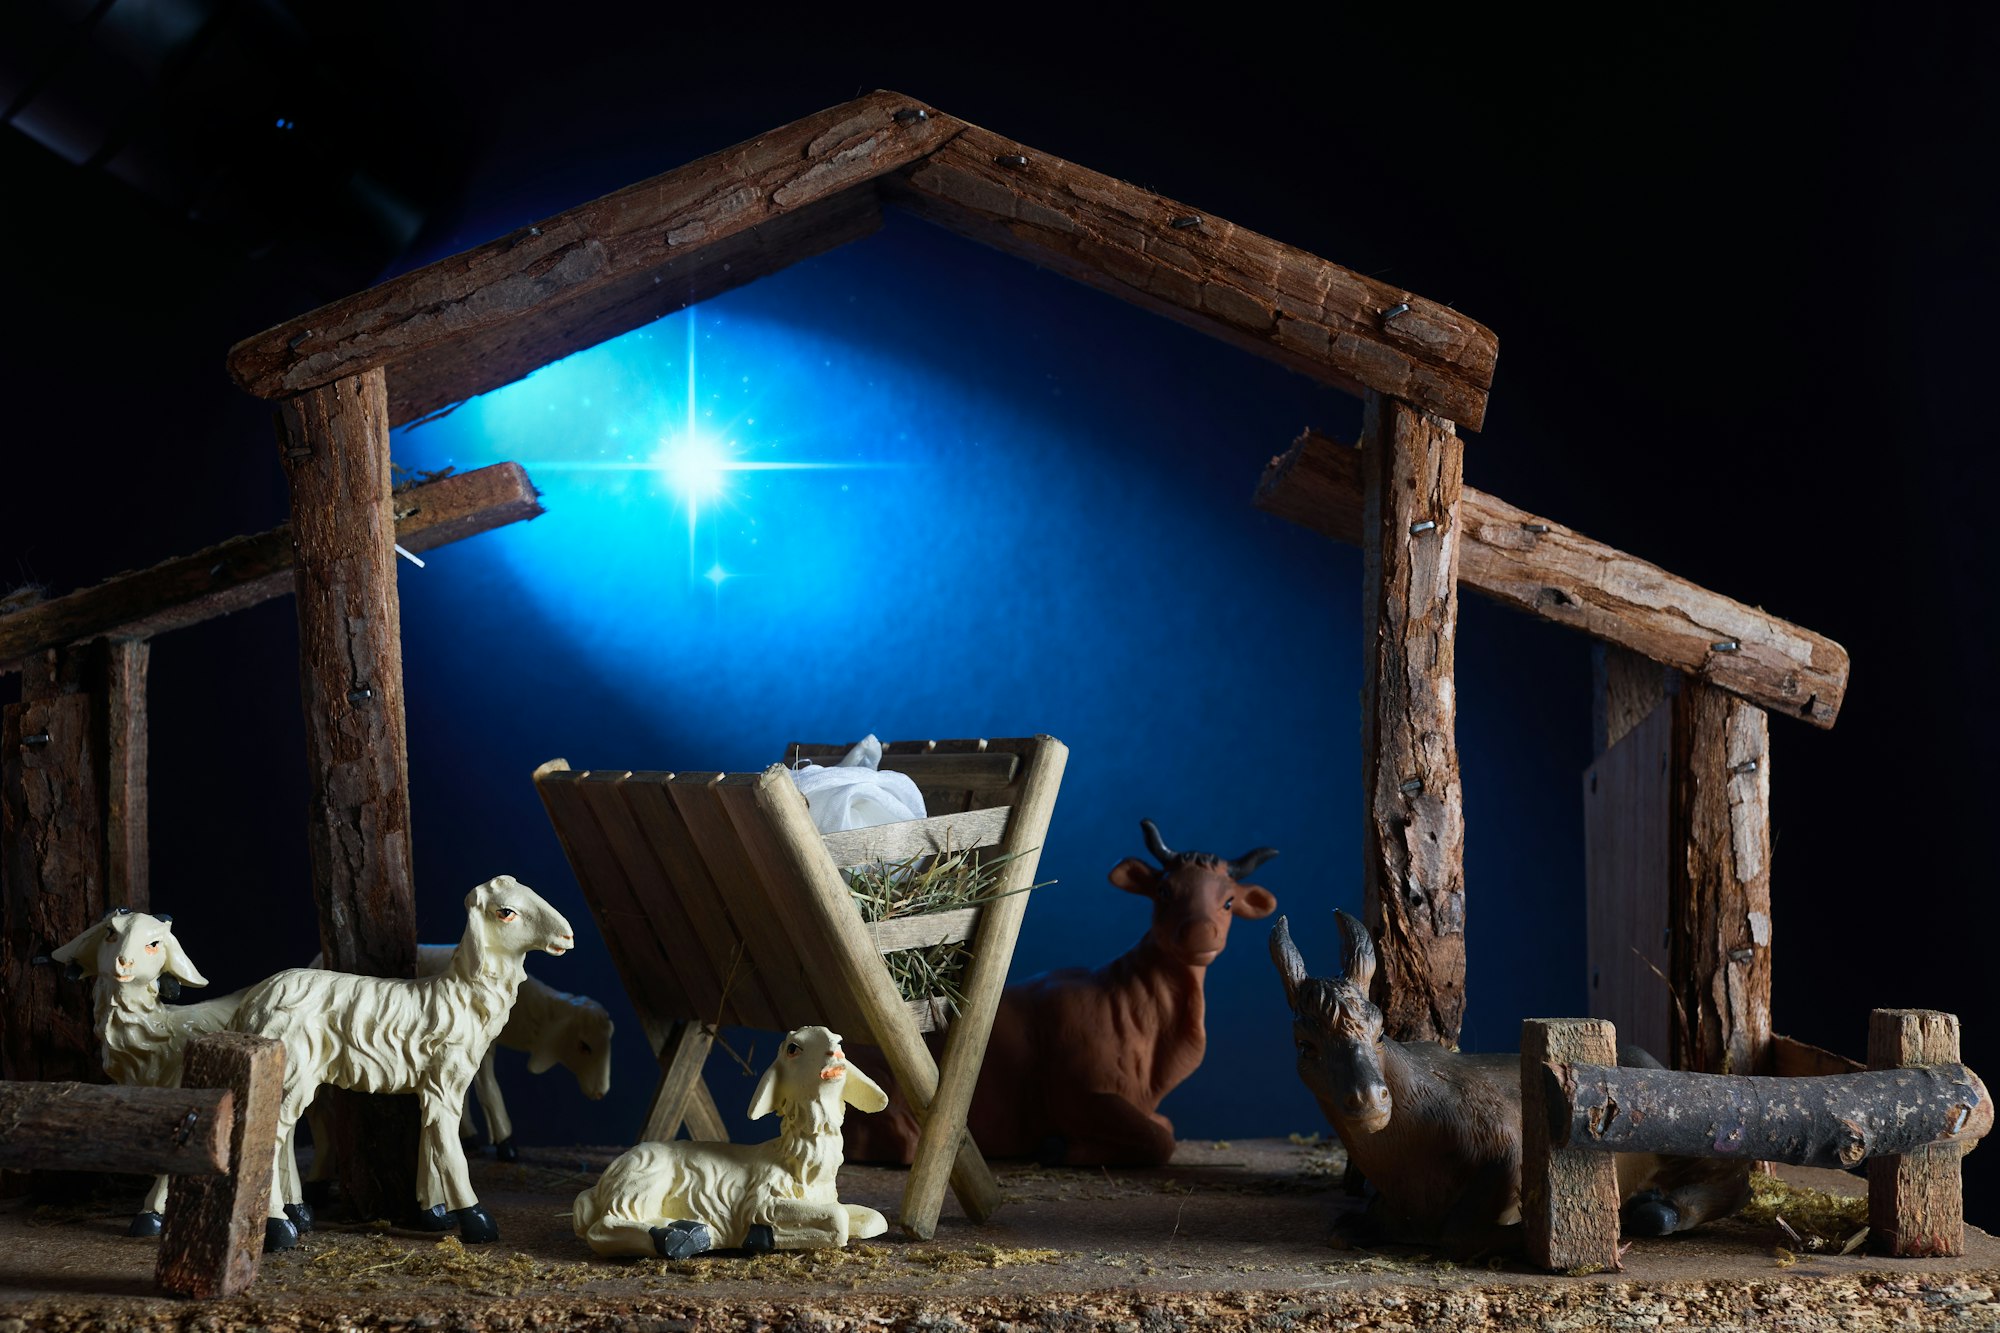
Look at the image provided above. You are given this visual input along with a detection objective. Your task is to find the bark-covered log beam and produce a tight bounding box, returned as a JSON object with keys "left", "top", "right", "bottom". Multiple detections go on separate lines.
{"left": 1255, "top": 431, "right": 1849, "bottom": 727}
{"left": 0, "top": 464, "right": 542, "bottom": 675}
{"left": 1543, "top": 1060, "right": 1992, "bottom": 1166}
{"left": 0, "top": 1081, "right": 231, "bottom": 1176}
{"left": 227, "top": 92, "right": 956, "bottom": 425}
{"left": 886, "top": 131, "right": 1496, "bottom": 429}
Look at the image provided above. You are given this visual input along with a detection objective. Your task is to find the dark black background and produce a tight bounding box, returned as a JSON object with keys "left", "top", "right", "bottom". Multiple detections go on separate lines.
{"left": 3, "top": 4, "right": 1996, "bottom": 1229}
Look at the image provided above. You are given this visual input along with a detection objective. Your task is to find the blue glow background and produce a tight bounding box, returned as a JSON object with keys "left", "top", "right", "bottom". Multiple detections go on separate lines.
{"left": 384, "top": 213, "right": 1589, "bottom": 1141}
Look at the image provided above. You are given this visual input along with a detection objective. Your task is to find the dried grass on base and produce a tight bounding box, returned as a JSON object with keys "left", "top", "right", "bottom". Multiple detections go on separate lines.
{"left": 842, "top": 845, "right": 1047, "bottom": 1008}
{"left": 1739, "top": 1172, "right": 1870, "bottom": 1257}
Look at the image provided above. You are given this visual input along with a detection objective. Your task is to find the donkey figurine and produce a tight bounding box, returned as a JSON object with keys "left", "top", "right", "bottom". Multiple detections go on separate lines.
{"left": 1271, "top": 911, "right": 1749, "bottom": 1256}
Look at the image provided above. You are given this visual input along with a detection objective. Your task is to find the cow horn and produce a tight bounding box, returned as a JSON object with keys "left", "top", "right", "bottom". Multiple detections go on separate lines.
{"left": 1228, "top": 847, "right": 1279, "bottom": 879}
{"left": 1140, "top": 819, "right": 1175, "bottom": 865}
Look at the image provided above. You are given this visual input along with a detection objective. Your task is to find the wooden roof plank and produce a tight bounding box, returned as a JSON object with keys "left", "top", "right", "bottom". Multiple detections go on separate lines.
{"left": 1256, "top": 432, "right": 1848, "bottom": 727}
{"left": 883, "top": 125, "right": 1496, "bottom": 429}
{"left": 227, "top": 91, "right": 963, "bottom": 405}
{"left": 0, "top": 463, "right": 542, "bottom": 673}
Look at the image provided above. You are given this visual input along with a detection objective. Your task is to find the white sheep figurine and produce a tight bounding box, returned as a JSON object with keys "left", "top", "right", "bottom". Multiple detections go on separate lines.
{"left": 302, "top": 943, "right": 614, "bottom": 1184}
{"left": 574, "top": 1025, "right": 888, "bottom": 1259}
{"left": 230, "top": 874, "right": 574, "bottom": 1252}
{"left": 50, "top": 909, "right": 243, "bottom": 1237}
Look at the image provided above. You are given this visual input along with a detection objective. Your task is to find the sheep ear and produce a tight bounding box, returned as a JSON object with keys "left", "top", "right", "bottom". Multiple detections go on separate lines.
{"left": 51, "top": 921, "right": 112, "bottom": 975}
{"left": 162, "top": 933, "right": 209, "bottom": 988}
{"left": 841, "top": 1064, "right": 888, "bottom": 1114}
{"left": 1335, "top": 910, "right": 1377, "bottom": 996}
{"left": 747, "top": 1063, "right": 781, "bottom": 1122}
{"left": 1269, "top": 916, "right": 1308, "bottom": 1007}
{"left": 1108, "top": 858, "right": 1159, "bottom": 897}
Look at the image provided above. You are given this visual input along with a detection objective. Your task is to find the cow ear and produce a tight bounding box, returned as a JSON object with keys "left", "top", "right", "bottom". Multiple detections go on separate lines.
{"left": 1232, "top": 886, "right": 1277, "bottom": 919}
{"left": 1108, "top": 858, "right": 1159, "bottom": 896}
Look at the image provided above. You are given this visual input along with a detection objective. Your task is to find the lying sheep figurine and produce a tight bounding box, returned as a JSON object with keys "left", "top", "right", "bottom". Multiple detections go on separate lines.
{"left": 574, "top": 1026, "right": 888, "bottom": 1259}
{"left": 231, "top": 874, "right": 575, "bottom": 1251}
{"left": 303, "top": 943, "right": 613, "bottom": 1181}
{"left": 51, "top": 909, "right": 244, "bottom": 1237}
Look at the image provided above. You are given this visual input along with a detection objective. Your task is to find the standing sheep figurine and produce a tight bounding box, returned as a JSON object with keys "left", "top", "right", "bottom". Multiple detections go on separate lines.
{"left": 230, "top": 874, "right": 574, "bottom": 1251}
{"left": 573, "top": 1026, "right": 888, "bottom": 1259}
{"left": 50, "top": 910, "right": 243, "bottom": 1237}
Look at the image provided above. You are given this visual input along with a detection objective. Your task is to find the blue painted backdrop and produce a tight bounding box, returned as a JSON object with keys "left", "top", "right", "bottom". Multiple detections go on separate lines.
{"left": 384, "top": 212, "right": 1590, "bottom": 1145}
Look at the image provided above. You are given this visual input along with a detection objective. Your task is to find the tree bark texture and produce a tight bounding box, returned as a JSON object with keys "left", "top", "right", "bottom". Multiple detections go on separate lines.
{"left": 0, "top": 1081, "right": 230, "bottom": 1175}
{"left": 1521, "top": 1019, "right": 1621, "bottom": 1272}
{"left": 157, "top": 1033, "right": 284, "bottom": 1299}
{"left": 1868, "top": 1009, "right": 1968, "bottom": 1257}
{"left": 889, "top": 131, "right": 1495, "bottom": 429}
{"left": 228, "top": 92, "right": 951, "bottom": 425}
{"left": 0, "top": 464, "right": 542, "bottom": 675}
{"left": 1359, "top": 393, "right": 1467, "bottom": 1046}
{"left": 1547, "top": 1060, "right": 1991, "bottom": 1165}
{"left": 276, "top": 367, "right": 420, "bottom": 1222}
{"left": 1254, "top": 431, "right": 1848, "bottom": 727}
{"left": 1669, "top": 683, "right": 1772, "bottom": 1074}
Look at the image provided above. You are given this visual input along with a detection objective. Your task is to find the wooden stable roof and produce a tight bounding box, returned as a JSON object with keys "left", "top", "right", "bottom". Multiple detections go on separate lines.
{"left": 226, "top": 90, "right": 1499, "bottom": 430}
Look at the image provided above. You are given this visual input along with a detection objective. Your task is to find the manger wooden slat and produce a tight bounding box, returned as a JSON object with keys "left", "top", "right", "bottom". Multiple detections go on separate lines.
{"left": 822, "top": 806, "right": 1011, "bottom": 868}
{"left": 886, "top": 128, "right": 1496, "bottom": 429}
{"left": 865, "top": 906, "right": 982, "bottom": 954}
{"left": 668, "top": 774, "right": 822, "bottom": 1033}
{"left": 616, "top": 773, "right": 785, "bottom": 1029}
{"left": 1772, "top": 1033, "right": 1866, "bottom": 1078}
{"left": 1869, "top": 1009, "right": 1970, "bottom": 1257}
{"left": 228, "top": 92, "right": 962, "bottom": 407}
{"left": 1256, "top": 431, "right": 1849, "bottom": 727}
{"left": 1521, "top": 1018, "right": 1620, "bottom": 1273}
{"left": 1359, "top": 393, "right": 1468, "bottom": 1047}
{"left": 574, "top": 772, "right": 714, "bottom": 1022}
{"left": 1583, "top": 700, "right": 1673, "bottom": 1063}
{"left": 156, "top": 1033, "right": 283, "bottom": 1300}
{"left": 0, "top": 1082, "right": 231, "bottom": 1175}
{"left": 902, "top": 735, "right": 1067, "bottom": 1238}
{"left": 0, "top": 465, "right": 542, "bottom": 675}
{"left": 785, "top": 746, "right": 1021, "bottom": 793}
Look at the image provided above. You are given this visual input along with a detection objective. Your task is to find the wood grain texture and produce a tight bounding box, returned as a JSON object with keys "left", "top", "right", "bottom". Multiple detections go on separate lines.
{"left": 278, "top": 368, "right": 420, "bottom": 1222}
{"left": 102, "top": 639, "right": 148, "bottom": 908}
{"left": 228, "top": 92, "right": 957, "bottom": 415}
{"left": 821, "top": 806, "right": 1011, "bottom": 869}
{"left": 1869, "top": 1009, "right": 1969, "bottom": 1257}
{"left": 887, "top": 132, "right": 1496, "bottom": 428}
{"left": 0, "top": 1081, "right": 230, "bottom": 1175}
{"left": 156, "top": 1033, "right": 283, "bottom": 1299}
{"left": 1670, "top": 684, "right": 1772, "bottom": 1075}
{"left": 1359, "top": 394, "right": 1467, "bottom": 1046}
{"left": 1255, "top": 432, "right": 1850, "bottom": 727}
{"left": 784, "top": 745, "right": 1021, "bottom": 793}
{"left": 1521, "top": 1019, "right": 1620, "bottom": 1273}
{"left": 1771, "top": 1032, "right": 1865, "bottom": 1078}
{"left": 1551, "top": 1059, "right": 1991, "bottom": 1165}
{"left": 0, "top": 464, "right": 542, "bottom": 675}
{"left": 640, "top": 1021, "right": 715, "bottom": 1146}
{"left": 1593, "top": 644, "right": 1672, "bottom": 757}
{"left": 865, "top": 907, "right": 981, "bottom": 955}
{"left": 1582, "top": 701, "right": 1673, "bottom": 1063}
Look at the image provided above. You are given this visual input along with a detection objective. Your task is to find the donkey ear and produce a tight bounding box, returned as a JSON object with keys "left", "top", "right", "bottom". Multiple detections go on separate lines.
{"left": 747, "top": 1062, "right": 782, "bottom": 1122}
{"left": 161, "top": 932, "right": 209, "bottom": 988}
{"left": 1334, "top": 910, "right": 1377, "bottom": 995}
{"left": 1269, "top": 916, "right": 1309, "bottom": 1006}
{"left": 1108, "top": 858, "right": 1159, "bottom": 896}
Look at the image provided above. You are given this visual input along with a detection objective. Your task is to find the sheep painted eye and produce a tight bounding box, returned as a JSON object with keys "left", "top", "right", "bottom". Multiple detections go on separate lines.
{"left": 786, "top": 1042, "right": 801, "bottom": 1057}
{"left": 495, "top": 908, "right": 518, "bottom": 922}
{"left": 146, "top": 941, "right": 160, "bottom": 952}
{"left": 579, "top": 1042, "right": 593, "bottom": 1054}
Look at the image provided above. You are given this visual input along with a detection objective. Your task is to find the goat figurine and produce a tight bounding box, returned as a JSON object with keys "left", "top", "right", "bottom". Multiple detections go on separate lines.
{"left": 845, "top": 819, "right": 1276, "bottom": 1168}
{"left": 573, "top": 1025, "right": 887, "bottom": 1258}
{"left": 1271, "top": 911, "right": 1749, "bottom": 1256}
{"left": 51, "top": 909, "right": 242, "bottom": 1237}
{"left": 230, "top": 874, "right": 574, "bottom": 1251}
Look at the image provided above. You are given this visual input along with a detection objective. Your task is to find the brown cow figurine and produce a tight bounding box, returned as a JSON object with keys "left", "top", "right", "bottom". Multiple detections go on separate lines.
{"left": 844, "top": 819, "right": 1277, "bottom": 1167}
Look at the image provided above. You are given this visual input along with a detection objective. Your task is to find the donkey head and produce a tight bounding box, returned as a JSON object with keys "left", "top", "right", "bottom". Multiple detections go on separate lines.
{"left": 1109, "top": 819, "right": 1278, "bottom": 967}
{"left": 1270, "top": 911, "right": 1392, "bottom": 1133}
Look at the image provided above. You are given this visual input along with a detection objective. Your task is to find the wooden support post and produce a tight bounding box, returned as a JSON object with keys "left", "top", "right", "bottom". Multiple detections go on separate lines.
{"left": 277, "top": 367, "right": 420, "bottom": 1220}
{"left": 1868, "top": 1009, "right": 1970, "bottom": 1257}
{"left": 1359, "top": 391, "right": 1467, "bottom": 1046}
{"left": 1521, "top": 1018, "right": 1620, "bottom": 1272}
{"left": 641, "top": 1020, "right": 717, "bottom": 1144}
{"left": 159, "top": 1032, "right": 285, "bottom": 1299}
{"left": 1669, "top": 681, "right": 1773, "bottom": 1074}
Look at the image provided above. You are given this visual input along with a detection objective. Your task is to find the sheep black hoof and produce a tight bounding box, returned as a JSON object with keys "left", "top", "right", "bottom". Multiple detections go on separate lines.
{"left": 650, "top": 1220, "right": 714, "bottom": 1260}
{"left": 1622, "top": 1189, "right": 1681, "bottom": 1237}
{"left": 301, "top": 1179, "right": 335, "bottom": 1208}
{"left": 454, "top": 1204, "right": 500, "bottom": 1243}
{"left": 742, "top": 1224, "right": 776, "bottom": 1255}
{"left": 411, "top": 1204, "right": 454, "bottom": 1231}
{"left": 284, "top": 1202, "right": 315, "bottom": 1232}
{"left": 127, "top": 1211, "right": 164, "bottom": 1238}
{"left": 494, "top": 1138, "right": 519, "bottom": 1163}
{"left": 1035, "top": 1136, "right": 1068, "bottom": 1168}
{"left": 263, "top": 1217, "right": 299, "bottom": 1252}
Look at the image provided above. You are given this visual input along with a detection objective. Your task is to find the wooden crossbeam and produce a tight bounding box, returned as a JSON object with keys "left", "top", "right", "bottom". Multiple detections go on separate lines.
{"left": 227, "top": 92, "right": 957, "bottom": 426}
{"left": 0, "top": 1082, "right": 232, "bottom": 1176}
{"left": 0, "top": 463, "right": 542, "bottom": 675}
{"left": 885, "top": 128, "right": 1495, "bottom": 429}
{"left": 1256, "top": 431, "right": 1849, "bottom": 727}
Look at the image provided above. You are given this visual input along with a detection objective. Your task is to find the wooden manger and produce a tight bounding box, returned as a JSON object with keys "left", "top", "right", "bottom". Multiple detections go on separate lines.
{"left": 533, "top": 735, "right": 1066, "bottom": 1240}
